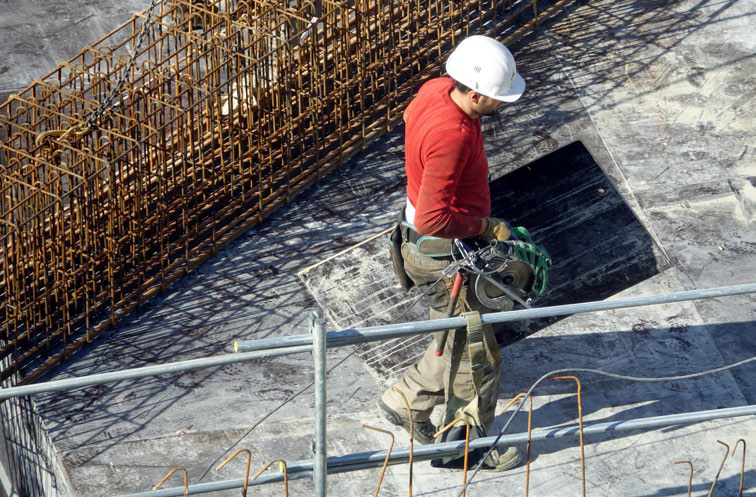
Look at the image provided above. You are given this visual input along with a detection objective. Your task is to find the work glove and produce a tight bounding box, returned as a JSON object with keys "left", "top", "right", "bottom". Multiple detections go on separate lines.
{"left": 480, "top": 217, "right": 513, "bottom": 242}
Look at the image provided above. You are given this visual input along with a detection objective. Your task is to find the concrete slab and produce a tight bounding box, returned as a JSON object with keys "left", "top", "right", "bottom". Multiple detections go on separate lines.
{"left": 0, "top": 0, "right": 753, "bottom": 496}
{"left": 0, "top": 0, "right": 150, "bottom": 104}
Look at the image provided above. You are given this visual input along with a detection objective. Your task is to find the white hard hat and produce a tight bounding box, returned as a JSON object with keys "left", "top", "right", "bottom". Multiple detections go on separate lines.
{"left": 445, "top": 35, "right": 526, "bottom": 102}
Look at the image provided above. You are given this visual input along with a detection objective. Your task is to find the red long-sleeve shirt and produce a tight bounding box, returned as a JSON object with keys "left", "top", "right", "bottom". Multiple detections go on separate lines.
{"left": 404, "top": 78, "right": 490, "bottom": 239}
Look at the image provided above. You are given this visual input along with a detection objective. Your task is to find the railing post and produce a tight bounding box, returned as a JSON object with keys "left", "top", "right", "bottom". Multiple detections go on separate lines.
{"left": 310, "top": 311, "right": 327, "bottom": 496}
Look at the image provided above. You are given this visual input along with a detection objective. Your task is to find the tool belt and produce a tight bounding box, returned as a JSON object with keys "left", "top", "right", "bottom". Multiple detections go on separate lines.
{"left": 399, "top": 222, "right": 454, "bottom": 257}
{"left": 387, "top": 210, "right": 454, "bottom": 292}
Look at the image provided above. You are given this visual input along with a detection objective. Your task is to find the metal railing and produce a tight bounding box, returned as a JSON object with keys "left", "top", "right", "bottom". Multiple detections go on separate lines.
{"left": 0, "top": 282, "right": 754, "bottom": 496}
{"left": 1, "top": 283, "right": 754, "bottom": 400}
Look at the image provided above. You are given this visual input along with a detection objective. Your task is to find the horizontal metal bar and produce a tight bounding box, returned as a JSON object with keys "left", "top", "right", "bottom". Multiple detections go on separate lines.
{"left": 0, "top": 345, "right": 313, "bottom": 400}
{"left": 234, "top": 283, "right": 756, "bottom": 352}
{"left": 3, "top": 283, "right": 753, "bottom": 400}
{"left": 114, "top": 404, "right": 756, "bottom": 496}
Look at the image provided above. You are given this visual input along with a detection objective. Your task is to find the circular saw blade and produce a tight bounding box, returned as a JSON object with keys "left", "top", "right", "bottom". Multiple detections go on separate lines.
{"left": 473, "top": 260, "right": 535, "bottom": 310}
{"left": 495, "top": 260, "right": 535, "bottom": 294}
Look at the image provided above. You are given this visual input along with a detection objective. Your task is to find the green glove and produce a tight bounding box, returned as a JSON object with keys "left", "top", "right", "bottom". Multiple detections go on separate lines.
{"left": 480, "top": 217, "right": 513, "bottom": 242}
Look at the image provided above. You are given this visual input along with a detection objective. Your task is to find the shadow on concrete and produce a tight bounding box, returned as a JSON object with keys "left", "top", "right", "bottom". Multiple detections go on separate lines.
{"left": 634, "top": 472, "right": 752, "bottom": 497}
{"left": 487, "top": 141, "right": 665, "bottom": 345}
{"left": 492, "top": 319, "right": 754, "bottom": 466}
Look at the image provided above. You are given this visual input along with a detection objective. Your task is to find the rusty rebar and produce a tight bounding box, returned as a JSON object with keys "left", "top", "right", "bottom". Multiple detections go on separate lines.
{"left": 0, "top": 0, "right": 568, "bottom": 385}
{"left": 495, "top": 392, "right": 527, "bottom": 417}
{"left": 395, "top": 388, "right": 414, "bottom": 497}
{"left": 525, "top": 395, "right": 534, "bottom": 497}
{"left": 252, "top": 458, "right": 289, "bottom": 497}
{"left": 673, "top": 460, "right": 693, "bottom": 497}
{"left": 706, "top": 440, "right": 729, "bottom": 497}
{"left": 152, "top": 467, "right": 188, "bottom": 497}
{"left": 732, "top": 439, "right": 745, "bottom": 497}
{"left": 362, "top": 424, "right": 395, "bottom": 497}
{"left": 494, "top": 393, "right": 533, "bottom": 496}
{"left": 434, "top": 417, "right": 472, "bottom": 497}
{"left": 551, "top": 376, "right": 586, "bottom": 497}
{"left": 215, "top": 448, "right": 252, "bottom": 497}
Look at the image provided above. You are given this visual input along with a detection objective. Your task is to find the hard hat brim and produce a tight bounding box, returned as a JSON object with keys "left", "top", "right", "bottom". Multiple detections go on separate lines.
{"left": 493, "top": 73, "right": 526, "bottom": 103}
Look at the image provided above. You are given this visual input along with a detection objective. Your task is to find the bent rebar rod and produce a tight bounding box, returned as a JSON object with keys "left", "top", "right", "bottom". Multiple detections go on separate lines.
{"left": 732, "top": 439, "right": 746, "bottom": 497}
{"left": 361, "top": 425, "right": 394, "bottom": 497}
{"left": 551, "top": 376, "right": 586, "bottom": 497}
{"left": 114, "top": 405, "right": 756, "bottom": 497}
{"left": 434, "top": 417, "right": 472, "bottom": 497}
{"left": 706, "top": 440, "right": 730, "bottom": 497}
{"left": 673, "top": 461, "right": 693, "bottom": 497}
{"left": 234, "top": 283, "right": 756, "bottom": 352}
{"left": 1, "top": 284, "right": 754, "bottom": 401}
{"left": 215, "top": 449, "right": 252, "bottom": 497}
{"left": 395, "top": 389, "right": 415, "bottom": 497}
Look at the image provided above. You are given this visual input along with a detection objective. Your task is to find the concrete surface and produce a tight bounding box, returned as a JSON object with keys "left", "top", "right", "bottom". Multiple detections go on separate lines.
{"left": 0, "top": 0, "right": 151, "bottom": 105}
{"left": 0, "top": 0, "right": 754, "bottom": 496}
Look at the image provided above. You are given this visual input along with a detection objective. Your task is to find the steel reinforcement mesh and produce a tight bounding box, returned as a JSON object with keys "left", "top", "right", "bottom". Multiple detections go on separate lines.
{"left": 0, "top": 0, "right": 569, "bottom": 385}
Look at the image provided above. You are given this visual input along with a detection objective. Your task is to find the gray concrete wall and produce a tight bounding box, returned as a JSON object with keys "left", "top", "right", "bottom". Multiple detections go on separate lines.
{"left": 0, "top": 396, "right": 74, "bottom": 497}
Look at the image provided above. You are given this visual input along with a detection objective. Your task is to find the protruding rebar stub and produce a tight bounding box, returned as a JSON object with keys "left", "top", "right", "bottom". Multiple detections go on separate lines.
{"left": 362, "top": 424, "right": 395, "bottom": 497}
{"left": 707, "top": 440, "right": 730, "bottom": 497}
{"left": 732, "top": 439, "right": 746, "bottom": 497}
{"left": 253, "top": 458, "right": 289, "bottom": 497}
{"left": 673, "top": 460, "right": 693, "bottom": 497}
{"left": 152, "top": 467, "right": 188, "bottom": 497}
{"left": 216, "top": 448, "right": 252, "bottom": 497}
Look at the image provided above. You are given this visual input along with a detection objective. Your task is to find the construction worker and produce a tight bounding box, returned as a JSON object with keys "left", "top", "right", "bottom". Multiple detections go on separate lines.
{"left": 380, "top": 35, "right": 526, "bottom": 471}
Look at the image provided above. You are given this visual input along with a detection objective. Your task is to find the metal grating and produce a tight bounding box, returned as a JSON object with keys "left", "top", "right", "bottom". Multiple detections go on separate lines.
{"left": 0, "top": 0, "right": 571, "bottom": 385}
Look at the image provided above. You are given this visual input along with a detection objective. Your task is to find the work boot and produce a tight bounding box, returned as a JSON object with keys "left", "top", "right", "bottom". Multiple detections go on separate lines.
{"left": 479, "top": 446, "right": 521, "bottom": 471}
{"left": 432, "top": 446, "right": 521, "bottom": 471}
{"left": 378, "top": 399, "right": 437, "bottom": 444}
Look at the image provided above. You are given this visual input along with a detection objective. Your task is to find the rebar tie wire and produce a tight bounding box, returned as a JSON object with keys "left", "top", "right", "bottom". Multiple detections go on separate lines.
{"left": 456, "top": 357, "right": 756, "bottom": 497}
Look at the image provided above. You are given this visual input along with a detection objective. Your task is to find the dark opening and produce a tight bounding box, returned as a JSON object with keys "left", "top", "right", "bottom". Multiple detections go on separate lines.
{"left": 489, "top": 140, "right": 663, "bottom": 345}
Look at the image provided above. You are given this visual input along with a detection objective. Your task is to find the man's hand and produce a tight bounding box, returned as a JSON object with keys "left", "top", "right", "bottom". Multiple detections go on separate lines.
{"left": 480, "top": 217, "right": 513, "bottom": 242}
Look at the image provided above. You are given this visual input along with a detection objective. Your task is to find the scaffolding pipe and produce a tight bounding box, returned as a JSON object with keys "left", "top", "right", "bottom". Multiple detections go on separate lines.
{"left": 0, "top": 345, "right": 313, "bottom": 400}
{"left": 114, "top": 404, "right": 756, "bottom": 497}
{"left": 311, "top": 312, "right": 328, "bottom": 496}
{"left": 1, "top": 284, "right": 754, "bottom": 401}
{"left": 235, "top": 283, "right": 756, "bottom": 351}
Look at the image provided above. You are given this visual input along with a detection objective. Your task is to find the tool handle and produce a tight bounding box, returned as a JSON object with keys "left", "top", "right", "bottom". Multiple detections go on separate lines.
{"left": 435, "top": 272, "right": 464, "bottom": 357}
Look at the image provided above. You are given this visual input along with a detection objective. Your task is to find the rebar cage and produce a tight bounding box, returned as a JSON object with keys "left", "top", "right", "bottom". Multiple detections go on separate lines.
{"left": 0, "top": 0, "right": 569, "bottom": 385}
